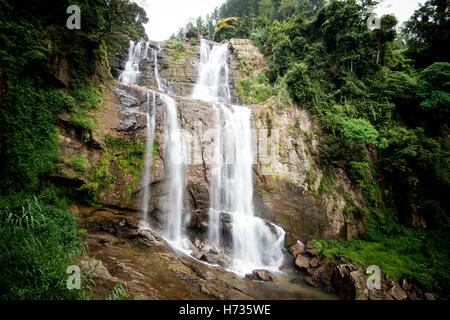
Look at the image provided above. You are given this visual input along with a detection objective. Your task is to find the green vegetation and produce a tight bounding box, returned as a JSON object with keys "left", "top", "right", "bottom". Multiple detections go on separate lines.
{"left": 319, "top": 209, "right": 450, "bottom": 292}
{"left": 106, "top": 283, "right": 134, "bottom": 300}
{"left": 0, "top": 82, "right": 71, "bottom": 191}
{"left": 0, "top": 192, "right": 86, "bottom": 299}
{"left": 1, "top": 0, "right": 449, "bottom": 299}
{"left": 0, "top": 0, "right": 149, "bottom": 299}
{"left": 236, "top": 72, "right": 273, "bottom": 103}
{"left": 77, "top": 134, "right": 146, "bottom": 204}
{"left": 165, "top": 40, "right": 186, "bottom": 61}
{"left": 214, "top": 17, "right": 241, "bottom": 42}
{"left": 66, "top": 85, "right": 101, "bottom": 130}
{"left": 71, "top": 155, "right": 88, "bottom": 174}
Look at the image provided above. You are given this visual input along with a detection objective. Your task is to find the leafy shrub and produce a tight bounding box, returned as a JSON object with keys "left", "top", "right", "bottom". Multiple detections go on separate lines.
{"left": 348, "top": 161, "right": 370, "bottom": 185}
{"left": 342, "top": 118, "right": 379, "bottom": 145}
{"left": 106, "top": 283, "right": 133, "bottom": 300}
{"left": 189, "top": 38, "right": 198, "bottom": 46}
{"left": 319, "top": 208, "right": 450, "bottom": 293}
{"left": 0, "top": 195, "right": 85, "bottom": 299}
{"left": 70, "top": 86, "right": 101, "bottom": 110}
{"left": 71, "top": 155, "right": 88, "bottom": 174}
{"left": 68, "top": 115, "right": 94, "bottom": 130}
{"left": 236, "top": 72, "right": 273, "bottom": 104}
{"left": 285, "top": 62, "right": 316, "bottom": 102}
{"left": 0, "top": 80, "right": 72, "bottom": 192}
{"left": 79, "top": 135, "right": 145, "bottom": 204}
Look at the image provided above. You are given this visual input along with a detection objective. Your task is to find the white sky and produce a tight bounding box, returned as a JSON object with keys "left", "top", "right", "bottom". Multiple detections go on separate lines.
{"left": 133, "top": 0, "right": 424, "bottom": 41}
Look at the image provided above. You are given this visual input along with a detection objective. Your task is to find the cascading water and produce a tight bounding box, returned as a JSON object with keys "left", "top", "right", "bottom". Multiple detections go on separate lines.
{"left": 119, "top": 41, "right": 155, "bottom": 226}
{"left": 120, "top": 40, "right": 187, "bottom": 247}
{"left": 192, "top": 39, "right": 285, "bottom": 275}
{"left": 192, "top": 39, "right": 231, "bottom": 102}
{"left": 149, "top": 45, "right": 187, "bottom": 247}
{"left": 162, "top": 94, "right": 187, "bottom": 247}
{"left": 141, "top": 91, "right": 156, "bottom": 221}
{"left": 119, "top": 41, "right": 148, "bottom": 85}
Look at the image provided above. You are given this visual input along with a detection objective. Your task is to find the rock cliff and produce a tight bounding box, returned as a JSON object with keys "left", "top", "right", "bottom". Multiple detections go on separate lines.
{"left": 49, "top": 38, "right": 365, "bottom": 247}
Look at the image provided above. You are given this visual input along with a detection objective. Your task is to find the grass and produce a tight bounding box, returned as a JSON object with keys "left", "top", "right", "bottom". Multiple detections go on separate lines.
{"left": 0, "top": 192, "right": 87, "bottom": 299}
{"left": 106, "top": 283, "right": 134, "bottom": 300}
{"left": 317, "top": 208, "right": 450, "bottom": 293}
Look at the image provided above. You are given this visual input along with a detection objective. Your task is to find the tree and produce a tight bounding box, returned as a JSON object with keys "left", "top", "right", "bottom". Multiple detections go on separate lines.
{"left": 417, "top": 62, "right": 450, "bottom": 125}
{"left": 102, "top": 0, "right": 148, "bottom": 39}
{"left": 259, "top": 0, "right": 275, "bottom": 19}
{"left": 213, "top": 17, "right": 241, "bottom": 42}
{"left": 318, "top": 0, "right": 376, "bottom": 74}
{"left": 404, "top": 0, "right": 450, "bottom": 68}
{"left": 279, "top": 0, "right": 298, "bottom": 19}
{"left": 372, "top": 15, "right": 397, "bottom": 65}
{"left": 298, "top": 0, "right": 327, "bottom": 19}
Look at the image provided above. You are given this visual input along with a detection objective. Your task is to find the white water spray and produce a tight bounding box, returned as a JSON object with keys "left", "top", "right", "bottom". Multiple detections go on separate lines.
{"left": 192, "top": 39, "right": 231, "bottom": 103}
{"left": 141, "top": 91, "right": 156, "bottom": 221}
{"left": 119, "top": 41, "right": 148, "bottom": 85}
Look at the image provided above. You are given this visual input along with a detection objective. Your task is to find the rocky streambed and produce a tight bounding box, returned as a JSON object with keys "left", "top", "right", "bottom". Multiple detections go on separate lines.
{"left": 72, "top": 203, "right": 338, "bottom": 300}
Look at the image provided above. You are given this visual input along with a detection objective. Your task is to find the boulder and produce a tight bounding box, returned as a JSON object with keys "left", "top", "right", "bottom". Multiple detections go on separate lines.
{"left": 401, "top": 279, "right": 411, "bottom": 291}
{"left": 186, "top": 28, "right": 201, "bottom": 40}
{"left": 389, "top": 281, "right": 407, "bottom": 300}
{"left": 295, "top": 255, "right": 310, "bottom": 271}
{"left": 284, "top": 232, "right": 300, "bottom": 248}
{"left": 331, "top": 264, "right": 369, "bottom": 300}
{"left": 309, "top": 257, "right": 319, "bottom": 268}
{"left": 368, "top": 288, "right": 393, "bottom": 300}
{"left": 289, "top": 241, "right": 304, "bottom": 258}
{"left": 309, "top": 264, "right": 335, "bottom": 292}
{"left": 305, "top": 247, "right": 318, "bottom": 257}
{"left": 194, "top": 238, "right": 202, "bottom": 249}
{"left": 305, "top": 240, "right": 315, "bottom": 249}
{"left": 424, "top": 292, "right": 436, "bottom": 301}
{"left": 245, "top": 269, "right": 276, "bottom": 282}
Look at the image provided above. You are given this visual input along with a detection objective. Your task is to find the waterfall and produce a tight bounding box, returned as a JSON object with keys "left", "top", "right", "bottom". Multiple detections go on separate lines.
{"left": 192, "top": 39, "right": 285, "bottom": 275}
{"left": 162, "top": 94, "right": 187, "bottom": 247}
{"left": 120, "top": 40, "right": 187, "bottom": 246}
{"left": 149, "top": 44, "right": 187, "bottom": 247}
{"left": 119, "top": 41, "right": 155, "bottom": 229}
{"left": 141, "top": 91, "right": 156, "bottom": 222}
{"left": 192, "top": 39, "right": 231, "bottom": 102}
{"left": 119, "top": 41, "right": 147, "bottom": 85}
